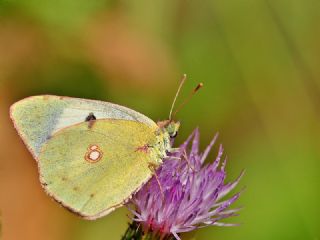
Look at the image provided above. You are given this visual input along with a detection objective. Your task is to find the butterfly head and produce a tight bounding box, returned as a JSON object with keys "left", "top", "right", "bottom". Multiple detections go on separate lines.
{"left": 166, "top": 120, "right": 180, "bottom": 138}
{"left": 158, "top": 120, "right": 180, "bottom": 138}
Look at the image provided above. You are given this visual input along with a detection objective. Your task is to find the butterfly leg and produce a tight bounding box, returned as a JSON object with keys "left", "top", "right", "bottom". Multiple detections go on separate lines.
{"left": 169, "top": 147, "right": 180, "bottom": 153}
{"left": 148, "top": 163, "right": 165, "bottom": 201}
{"left": 169, "top": 151, "right": 195, "bottom": 174}
{"left": 165, "top": 156, "right": 180, "bottom": 160}
{"left": 182, "top": 150, "right": 196, "bottom": 172}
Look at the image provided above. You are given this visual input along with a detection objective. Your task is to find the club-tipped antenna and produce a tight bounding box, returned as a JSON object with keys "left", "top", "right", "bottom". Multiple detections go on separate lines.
{"left": 171, "top": 82, "right": 203, "bottom": 120}
{"left": 169, "top": 74, "right": 187, "bottom": 120}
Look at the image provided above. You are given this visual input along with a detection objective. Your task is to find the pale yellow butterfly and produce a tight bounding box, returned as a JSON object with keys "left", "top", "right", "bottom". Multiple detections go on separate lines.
{"left": 10, "top": 75, "right": 202, "bottom": 220}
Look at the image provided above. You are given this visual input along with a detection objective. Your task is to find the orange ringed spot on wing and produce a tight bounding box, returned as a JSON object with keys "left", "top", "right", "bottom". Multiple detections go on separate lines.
{"left": 85, "top": 144, "right": 103, "bottom": 163}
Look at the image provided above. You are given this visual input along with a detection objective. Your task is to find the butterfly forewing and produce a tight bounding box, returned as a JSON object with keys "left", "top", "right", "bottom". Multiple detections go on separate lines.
{"left": 10, "top": 95, "right": 157, "bottom": 159}
{"left": 38, "top": 119, "right": 159, "bottom": 219}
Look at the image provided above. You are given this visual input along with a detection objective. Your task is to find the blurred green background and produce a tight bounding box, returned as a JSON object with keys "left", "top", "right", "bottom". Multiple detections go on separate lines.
{"left": 0, "top": 0, "right": 319, "bottom": 239}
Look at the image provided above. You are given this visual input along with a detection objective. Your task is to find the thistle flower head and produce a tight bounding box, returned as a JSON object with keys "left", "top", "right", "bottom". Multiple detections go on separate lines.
{"left": 129, "top": 129, "right": 244, "bottom": 240}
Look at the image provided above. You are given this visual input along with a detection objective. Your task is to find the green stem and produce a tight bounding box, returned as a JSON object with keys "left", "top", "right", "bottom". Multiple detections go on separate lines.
{"left": 121, "top": 221, "right": 143, "bottom": 240}
{"left": 121, "top": 221, "right": 176, "bottom": 240}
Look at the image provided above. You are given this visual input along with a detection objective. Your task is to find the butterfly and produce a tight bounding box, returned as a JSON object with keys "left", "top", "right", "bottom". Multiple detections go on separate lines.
{"left": 10, "top": 75, "right": 202, "bottom": 220}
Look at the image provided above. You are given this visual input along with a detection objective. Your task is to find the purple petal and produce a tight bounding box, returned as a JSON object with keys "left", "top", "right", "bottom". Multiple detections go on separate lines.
{"left": 217, "top": 170, "right": 245, "bottom": 201}
{"left": 200, "top": 132, "right": 219, "bottom": 164}
{"left": 191, "top": 128, "right": 200, "bottom": 155}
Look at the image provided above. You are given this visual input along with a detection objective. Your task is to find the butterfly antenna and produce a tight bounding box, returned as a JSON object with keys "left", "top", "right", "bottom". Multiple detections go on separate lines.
{"left": 169, "top": 74, "right": 187, "bottom": 120}
{"left": 171, "top": 82, "right": 203, "bottom": 120}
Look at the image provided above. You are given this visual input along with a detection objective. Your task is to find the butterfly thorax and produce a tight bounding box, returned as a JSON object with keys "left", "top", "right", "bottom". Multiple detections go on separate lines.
{"left": 146, "top": 120, "right": 180, "bottom": 166}
{"left": 151, "top": 131, "right": 170, "bottom": 164}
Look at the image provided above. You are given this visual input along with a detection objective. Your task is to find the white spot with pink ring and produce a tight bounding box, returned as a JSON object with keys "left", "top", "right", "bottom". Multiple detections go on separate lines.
{"left": 85, "top": 144, "right": 103, "bottom": 163}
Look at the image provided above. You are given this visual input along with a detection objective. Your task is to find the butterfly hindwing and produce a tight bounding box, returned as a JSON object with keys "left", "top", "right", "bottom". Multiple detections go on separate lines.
{"left": 39, "top": 119, "right": 160, "bottom": 219}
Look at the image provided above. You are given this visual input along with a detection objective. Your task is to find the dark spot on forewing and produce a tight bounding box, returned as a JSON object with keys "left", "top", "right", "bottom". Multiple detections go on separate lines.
{"left": 85, "top": 112, "right": 96, "bottom": 121}
{"left": 85, "top": 112, "right": 96, "bottom": 129}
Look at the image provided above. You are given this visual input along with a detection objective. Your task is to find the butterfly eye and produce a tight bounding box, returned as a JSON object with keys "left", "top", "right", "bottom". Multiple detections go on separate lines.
{"left": 170, "top": 132, "right": 178, "bottom": 138}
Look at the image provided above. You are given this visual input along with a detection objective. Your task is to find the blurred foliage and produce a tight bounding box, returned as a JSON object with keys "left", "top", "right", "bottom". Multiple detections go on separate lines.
{"left": 0, "top": 0, "right": 319, "bottom": 240}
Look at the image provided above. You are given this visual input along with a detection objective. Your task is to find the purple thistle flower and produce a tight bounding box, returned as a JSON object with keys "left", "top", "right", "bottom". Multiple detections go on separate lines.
{"left": 128, "top": 129, "right": 244, "bottom": 240}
